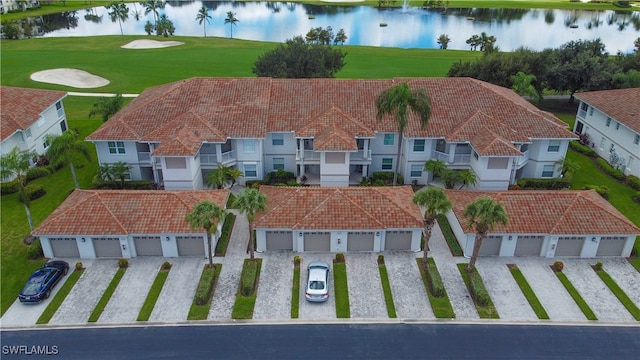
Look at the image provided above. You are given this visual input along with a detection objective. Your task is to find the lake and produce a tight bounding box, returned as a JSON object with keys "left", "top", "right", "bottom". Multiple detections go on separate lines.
{"left": 33, "top": 1, "right": 639, "bottom": 53}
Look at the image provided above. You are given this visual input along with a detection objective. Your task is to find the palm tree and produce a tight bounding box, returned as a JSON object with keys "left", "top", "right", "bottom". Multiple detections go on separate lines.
{"left": 186, "top": 201, "right": 227, "bottom": 267}
{"left": 424, "top": 159, "right": 446, "bottom": 180}
{"left": 111, "top": 161, "right": 130, "bottom": 189}
{"left": 510, "top": 71, "right": 540, "bottom": 103}
{"left": 376, "top": 82, "right": 432, "bottom": 186}
{"left": 226, "top": 167, "right": 244, "bottom": 188}
{"left": 44, "top": 130, "right": 91, "bottom": 189}
{"left": 463, "top": 197, "right": 508, "bottom": 272}
{"left": 195, "top": 5, "right": 211, "bottom": 37}
{"left": 457, "top": 169, "right": 477, "bottom": 189}
{"left": 224, "top": 11, "right": 239, "bottom": 39}
{"left": 437, "top": 34, "right": 451, "bottom": 49}
{"left": 413, "top": 187, "right": 452, "bottom": 266}
{"left": 206, "top": 166, "right": 228, "bottom": 189}
{"left": 0, "top": 147, "right": 48, "bottom": 230}
{"left": 106, "top": 2, "right": 129, "bottom": 36}
{"left": 233, "top": 188, "right": 267, "bottom": 260}
{"left": 144, "top": 0, "right": 163, "bottom": 30}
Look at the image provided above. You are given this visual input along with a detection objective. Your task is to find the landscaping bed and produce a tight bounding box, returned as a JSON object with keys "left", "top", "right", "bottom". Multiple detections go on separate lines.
{"left": 417, "top": 258, "right": 455, "bottom": 318}
{"left": 457, "top": 264, "right": 499, "bottom": 319}
{"left": 232, "top": 258, "right": 262, "bottom": 319}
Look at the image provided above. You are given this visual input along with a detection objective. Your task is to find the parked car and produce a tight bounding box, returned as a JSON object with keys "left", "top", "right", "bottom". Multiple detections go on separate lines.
{"left": 19, "top": 260, "right": 69, "bottom": 304}
{"left": 305, "top": 261, "right": 330, "bottom": 302}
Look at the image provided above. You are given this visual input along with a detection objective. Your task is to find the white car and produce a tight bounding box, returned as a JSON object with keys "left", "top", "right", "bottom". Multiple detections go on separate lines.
{"left": 305, "top": 261, "right": 330, "bottom": 302}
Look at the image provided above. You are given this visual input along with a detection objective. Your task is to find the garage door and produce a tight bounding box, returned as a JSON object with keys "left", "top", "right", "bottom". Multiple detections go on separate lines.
{"left": 176, "top": 236, "right": 205, "bottom": 256}
{"left": 266, "top": 231, "right": 293, "bottom": 251}
{"left": 303, "top": 232, "right": 330, "bottom": 252}
{"left": 555, "top": 237, "right": 584, "bottom": 256}
{"left": 385, "top": 231, "right": 412, "bottom": 250}
{"left": 50, "top": 237, "right": 80, "bottom": 258}
{"left": 93, "top": 237, "right": 122, "bottom": 258}
{"left": 348, "top": 232, "right": 374, "bottom": 251}
{"left": 596, "top": 237, "right": 627, "bottom": 256}
{"left": 514, "top": 236, "right": 544, "bottom": 256}
{"left": 134, "top": 236, "right": 163, "bottom": 256}
{"left": 478, "top": 236, "right": 502, "bottom": 256}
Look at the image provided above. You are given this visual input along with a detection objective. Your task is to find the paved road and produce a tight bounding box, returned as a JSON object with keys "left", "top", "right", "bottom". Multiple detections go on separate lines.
{"left": 1, "top": 323, "right": 638, "bottom": 360}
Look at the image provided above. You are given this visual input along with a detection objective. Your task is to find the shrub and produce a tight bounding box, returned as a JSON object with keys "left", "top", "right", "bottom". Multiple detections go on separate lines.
{"left": 161, "top": 261, "right": 172, "bottom": 270}
{"left": 582, "top": 185, "right": 609, "bottom": 199}
{"left": 633, "top": 191, "right": 640, "bottom": 204}
{"left": 18, "top": 184, "right": 46, "bottom": 202}
{"left": 468, "top": 269, "right": 490, "bottom": 306}
{"left": 264, "top": 169, "right": 295, "bottom": 185}
{"left": 425, "top": 261, "right": 445, "bottom": 297}
{"left": 507, "top": 184, "right": 521, "bottom": 190}
{"left": 245, "top": 180, "right": 263, "bottom": 189}
{"left": 241, "top": 260, "right": 259, "bottom": 296}
{"left": 293, "top": 255, "right": 301, "bottom": 265}
{"left": 373, "top": 179, "right": 385, "bottom": 186}
{"left": 596, "top": 158, "right": 625, "bottom": 181}
{"left": 594, "top": 261, "right": 603, "bottom": 271}
{"left": 569, "top": 140, "right": 597, "bottom": 157}
{"left": 377, "top": 254, "right": 385, "bottom": 265}
{"left": 552, "top": 261, "right": 564, "bottom": 272}
{"left": 372, "top": 172, "right": 403, "bottom": 185}
{"left": 118, "top": 258, "right": 129, "bottom": 269}
{"left": 35, "top": 154, "right": 49, "bottom": 167}
{"left": 25, "top": 166, "right": 51, "bottom": 181}
{"left": 75, "top": 262, "right": 84, "bottom": 271}
{"left": 194, "top": 264, "right": 216, "bottom": 305}
{"left": 516, "top": 178, "right": 571, "bottom": 190}
{"left": 92, "top": 180, "right": 154, "bottom": 190}
{"left": 627, "top": 175, "right": 640, "bottom": 191}
{"left": 0, "top": 179, "right": 20, "bottom": 195}
{"left": 335, "top": 253, "right": 345, "bottom": 263}
{"left": 27, "top": 239, "right": 44, "bottom": 260}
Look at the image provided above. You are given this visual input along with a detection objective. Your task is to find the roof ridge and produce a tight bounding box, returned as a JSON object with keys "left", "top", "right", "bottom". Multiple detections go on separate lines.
{"left": 96, "top": 191, "right": 129, "bottom": 234}
{"left": 339, "top": 188, "right": 386, "bottom": 228}
{"left": 576, "top": 190, "right": 640, "bottom": 229}
{"left": 292, "top": 188, "right": 332, "bottom": 228}
{"left": 32, "top": 190, "right": 96, "bottom": 233}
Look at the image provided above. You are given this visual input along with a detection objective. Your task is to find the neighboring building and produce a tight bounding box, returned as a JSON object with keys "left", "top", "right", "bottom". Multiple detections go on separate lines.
{"left": 1, "top": 86, "right": 68, "bottom": 171}
{"left": 444, "top": 189, "right": 640, "bottom": 258}
{"left": 1, "top": 0, "right": 39, "bottom": 14}
{"left": 573, "top": 88, "right": 640, "bottom": 177}
{"left": 254, "top": 186, "right": 423, "bottom": 252}
{"left": 86, "top": 77, "right": 576, "bottom": 190}
{"left": 32, "top": 189, "right": 230, "bottom": 259}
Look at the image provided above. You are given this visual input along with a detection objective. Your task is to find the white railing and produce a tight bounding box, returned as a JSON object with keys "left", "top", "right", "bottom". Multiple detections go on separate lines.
{"left": 431, "top": 150, "right": 448, "bottom": 162}
{"left": 220, "top": 150, "right": 236, "bottom": 163}
{"left": 200, "top": 153, "right": 217, "bottom": 165}
{"left": 514, "top": 150, "right": 530, "bottom": 167}
{"left": 137, "top": 152, "right": 150, "bottom": 163}
{"left": 453, "top": 153, "right": 471, "bottom": 164}
{"left": 354, "top": 149, "right": 372, "bottom": 160}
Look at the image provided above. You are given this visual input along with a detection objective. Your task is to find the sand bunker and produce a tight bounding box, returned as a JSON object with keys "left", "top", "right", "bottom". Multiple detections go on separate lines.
{"left": 121, "top": 39, "right": 185, "bottom": 49}
{"left": 30, "top": 68, "right": 109, "bottom": 88}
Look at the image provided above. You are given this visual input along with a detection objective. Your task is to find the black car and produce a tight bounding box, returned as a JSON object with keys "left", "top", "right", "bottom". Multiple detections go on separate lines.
{"left": 19, "top": 260, "right": 69, "bottom": 304}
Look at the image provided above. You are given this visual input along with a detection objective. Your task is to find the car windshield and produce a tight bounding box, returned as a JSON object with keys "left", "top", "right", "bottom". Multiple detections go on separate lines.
{"left": 22, "top": 281, "right": 42, "bottom": 294}
{"left": 309, "top": 280, "right": 325, "bottom": 290}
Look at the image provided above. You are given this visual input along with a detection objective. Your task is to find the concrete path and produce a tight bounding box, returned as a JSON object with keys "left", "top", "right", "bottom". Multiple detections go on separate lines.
{"left": 253, "top": 251, "right": 293, "bottom": 320}
{"left": 346, "top": 253, "right": 388, "bottom": 319}
{"left": 298, "top": 254, "right": 336, "bottom": 320}
{"left": 385, "top": 252, "right": 434, "bottom": 319}
{"left": 602, "top": 258, "right": 640, "bottom": 308}
{"left": 149, "top": 257, "right": 204, "bottom": 323}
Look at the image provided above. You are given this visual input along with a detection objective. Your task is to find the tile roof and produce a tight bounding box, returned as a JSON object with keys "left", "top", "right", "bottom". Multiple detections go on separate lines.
{"left": 87, "top": 77, "right": 576, "bottom": 157}
{"left": 444, "top": 189, "right": 640, "bottom": 235}
{"left": 1, "top": 86, "right": 67, "bottom": 141}
{"left": 255, "top": 186, "right": 423, "bottom": 230}
{"left": 314, "top": 123, "right": 358, "bottom": 151}
{"left": 33, "top": 189, "right": 230, "bottom": 236}
{"left": 575, "top": 88, "right": 640, "bottom": 133}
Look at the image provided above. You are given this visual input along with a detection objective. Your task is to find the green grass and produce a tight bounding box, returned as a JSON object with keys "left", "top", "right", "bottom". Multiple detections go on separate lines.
{"left": 417, "top": 258, "right": 456, "bottom": 318}
{"left": 137, "top": 268, "right": 170, "bottom": 322}
{"left": 593, "top": 267, "right": 640, "bottom": 321}
{"left": 232, "top": 258, "right": 262, "bottom": 319}
{"left": 87, "top": 267, "right": 126, "bottom": 322}
{"left": 437, "top": 214, "right": 463, "bottom": 256}
{"left": 215, "top": 213, "right": 236, "bottom": 256}
{"left": 378, "top": 261, "right": 397, "bottom": 318}
{"left": 291, "top": 262, "right": 301, "bottom": 319}
{"left": 554, "top": 270, "right": 598, "bottom": 320}
{"left": 226, "top": 193, "right": 237, "bottom": 209}
{"left": 188, "top": 264, "right": 222, "bottom": 320}
{"left": 36, "top": 268, "right": 83, "bottom": 324}
{"left": 507, "top": 264, "right": 549, "bottom": 320}
{"left": 457, "top": 264, "right": 499, "bottom": 319}
{"left": 333, "top": 260, "right": 350, "bottom": 318}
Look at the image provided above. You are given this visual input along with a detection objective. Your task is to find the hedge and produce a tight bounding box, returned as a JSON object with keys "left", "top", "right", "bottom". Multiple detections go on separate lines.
{"left": 92, "top": 180, "right": 154, "bottom": 190}
{"left": 245, "top": 180, "right": 264, "bottom": 189}
{"left": 264, "top": 170, "right": 295, "bottom": 185}
{"left": 194, "top": 264, "right": 217, "bottom": 306}
{"left": 0, "top": 179, "right": 20, "bottom": 195}
{"left": 372, "top": 171, "right": 404, "bottom": 185}
{"left": 569, "top": 140, "right": 597, "bottom": 157}
{"left": 517, "top": 178, "right": 571, "bottom": 190}
{"left": 241, "top": 259, "right": 259, "bottom": 296}
{"left": 596, "top": 158, "right": 625, "bottom": 181}
{"left": 627, "top": 175, "right": 640, "bottom": 191}
{"left": 425, "top": 259, "right": 446, "bottom": 298}
{"left": 468, "top": 268, "right": 491, "bottom": 306}
{"left": 18, "top": 184, "right": 46, "bottom": 202}
{"left": 582, "top": 185, "right": 609, "bottom": 199}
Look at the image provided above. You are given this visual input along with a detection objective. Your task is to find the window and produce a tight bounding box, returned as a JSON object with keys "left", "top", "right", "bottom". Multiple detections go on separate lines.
{"left": 271, "top": 134, "right": 284, "bottom": 146}
{"left": 383, "top": 133, "right": 394, "bottom": 146}
{"left": 273, "top": 157, "right": 284, "bottom": 170}
{"left": 487, "top": 158, "right": 509, "bottom": 169}
{"left": 541, "top": 165, "right": 554, "bottom": 178}
{"left": 325, "top": 152, "right": 345, "bottom": 164}
{"left": 635, "top": 134, "right": 640, "bottom": 145}
{"left": 410, "top": 164, "right": 422, "bottom": 177}
{"left": 615, "top": 122, "right": 620, "bottom": 131}
{"left": 581, "top": 102, "right": 588, "bottom": 111}
{"left": 473, "top": 151, "right": 479, "bottom": 160}
{"left": 55, "top": 101, "right": 64, "bottom": 118}
{"left": 25, "top": 128, "right": 32, "bottom": 139}
{"left": 413, "top": 139, "right": 425, "bottom": 152}
{"left": 382, "top": 158, "right": 393, "bottom": 170}
{"left": 60, "top": 121, "right": 67, "bottom": 132}
{"left": 547, "top": 140, "right": 560, "bottom": 152}
{"left": 243, "top": 139, "right": 256, "bottom": 153}
{"left": 165, "top": 158, "right": 186, "bottom": 169}
{"left": 108, "top": 141, "right": 126, "bottom": 154}
{"left": 606, "top": 117, "right": 611, "bottom": 127}
{"left": 589, "top": 107, "right": 594, "bottom": 116}
{"left": 244, "top": 164, "right": 257, "bottom": 177}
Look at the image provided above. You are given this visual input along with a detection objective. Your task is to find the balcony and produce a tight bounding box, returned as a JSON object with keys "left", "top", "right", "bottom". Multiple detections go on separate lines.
{"left": 296, "top": 149, "right": 321, "bottom": 161}
{"left": 453, "top": 153, "right": 471, "bottom": 164}
{"left": 353, "top": 149, "right": 372, "bottom": 161}
{"left": 200, "top": 153, "right": 217, "bottom": 165}
{"left": 431, "top": 150, "right": 449, "bottom": 162}
{"left": 431, "top": 150, "right": 471, "bottom": 165}
{"left": 514, "top": 150, "right": 530, "bottom": 168}
{"left": 137, "top": 152, "right": 151, "bottom": 163}
{"left": 220, "top": 150, "right": 236, "bottom": 164}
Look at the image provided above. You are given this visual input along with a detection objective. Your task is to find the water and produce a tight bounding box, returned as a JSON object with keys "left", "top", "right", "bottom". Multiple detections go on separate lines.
{"left": 30, "top": 1, "right": 639, "bottom": 53}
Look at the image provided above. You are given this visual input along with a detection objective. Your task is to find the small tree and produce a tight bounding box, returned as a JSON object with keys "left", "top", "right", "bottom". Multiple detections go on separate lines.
{"left": 88, "top": 94, "right": 124, "bottom": 122}
{"left": 206, "top": 166, "right": 229, "bottom": 189}
{"left": 106, "top": 2, "right": 129, "bottom": 36}
{"left": 457, "top": 169, "right": 477, "bottom": 189}
{"left": 463, "top": 197, "right": 508, "bottom": 272}
{"left": 424, "top": 159, "right": 447, "bottom": 179}
{"left": 224, "top": 11, "right": 239, "bottom": 39}
{"left": 195, "top": 5, "right": 211, "bottom": 37}
{"left": 186, "top": 201, "right": 226, "bottom": 267}
{"left": 437, "top": 34, "right": 451, "bottom": 50}
{"left": 233, "top": 188, "right": 267, "bottom": 260}
{"left": 510, "top": 71, "right": 540, "bottom": 103}
{"left": 334, "top": 28, "right": 347, "bottom": 45}
{"left": 45, "top": 130, "right": 91, "bottom": 189}
{"left": 413, "top": 187, "right": 452, "bottom": 266}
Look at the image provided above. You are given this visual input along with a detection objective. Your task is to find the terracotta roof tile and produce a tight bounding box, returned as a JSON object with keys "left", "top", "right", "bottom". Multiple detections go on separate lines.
{"left": 445, "top": 189, "right": 640, "bottom": 235}
{"left": 314, "top": 123, "right": 358, "bottom": 151}
{"left": 1, "top": 86, "right": 67, "bottom": 141}
{"left": 33, "top": 189, "right": 230, "bottom": 236}
{"left": 152, "top": 127, "right": 202, "bottom": 156}
{"left": 576, "top": 88, "right": 640, "bottom": 133}
{"left": 471, "top": 127, "right": 523, "bottom": 156}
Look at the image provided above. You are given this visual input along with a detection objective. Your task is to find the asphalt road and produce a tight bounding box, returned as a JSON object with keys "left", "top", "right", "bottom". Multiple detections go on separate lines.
{"left": 2, "top": 323, "right": 639, "bottom": 360}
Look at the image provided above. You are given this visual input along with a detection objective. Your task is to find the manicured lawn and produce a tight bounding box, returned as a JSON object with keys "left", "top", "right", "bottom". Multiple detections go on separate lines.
{"left": 457, "top": 264, "right": 499, "bottom": 319}
{"left": 36, "top": 268, "right": 83, "bottom": 324}
{"left": 215, "top": 213, "right": 236, "bottom": 256}
{"left": 137, "top": 267, "right": 170, "bottom": 322}
{"left": 232, "top": 258, "right": 262, "bottom": 319}
{"left": 507, "top": 264, "right": 549, "bottom": 320}
{"left": 437, "top": 215, "right": 463, "bottom": 256}
{"left": 188, "top": 264, "right": 222, "bottom": 320}
{"left": 378, "top": 260, "right": 397, "bottom": 318}
{"left": 88, "top": 267, "right": 126, "bottom": 322}
{"left": 554, "top": 270, "right": 597, "bottom": 320}
{"left": 333, "top": 261, "right": 351, "bottom": 318}
{"left": 291, "top": 260, "right": 301, "bottom": 319}
{"left": 417, "top": 258, "right": 456, "bottom": 318}
{"left": 593, "top": 266, "right": 640, "bottom": 321}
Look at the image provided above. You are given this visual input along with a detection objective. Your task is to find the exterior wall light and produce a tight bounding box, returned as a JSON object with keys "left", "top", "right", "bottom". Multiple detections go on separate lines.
{"left": 165, "top": 236, "right": 170, "bottom": 242}
{"left": 122, "top": 244, "right": 127, "bottom": 250}
{"left": 591, "top": 237, "right": 597, "bottom": 242}
{"left": 508, "top": 236, "right": 513, "bottom": 241}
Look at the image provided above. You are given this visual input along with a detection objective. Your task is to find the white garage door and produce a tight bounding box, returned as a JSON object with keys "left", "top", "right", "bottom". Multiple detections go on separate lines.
{"left": 478, "top": 236, "right": 502, "bottom": 256}
{"left": 303, "top": 232, "right": 330, "bottom": 252}
{"left": 176, "top": 236, "right": 205, "bottom": 256}
{"left": 596, "top": 237, "right": 627, "bottom": 256}
{"left": 266, "top": 231, "right": 293, "bottom": 251}
{"left": 93, "top": 237, "right": 122, "bottom": 258}
{"left": 514, "top": 236, "right": 544, "bottom": 257}
{"left": 347, "top": 232, "right": 375, "bottom": 251}
{"left": 50, "top": 237, "right": 80, "bottom": 258}
{"left": 385, "top": 231, "right": 412, "bottom": 250}
{"left": 555, "top": 237, "right": 585, "bottom": 256}
{"left": 134, "top": 236, "right": 163, "bottom": 256}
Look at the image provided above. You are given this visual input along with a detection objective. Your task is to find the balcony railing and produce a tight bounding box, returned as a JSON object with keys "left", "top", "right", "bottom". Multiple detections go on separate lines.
{"left": 514, "top": 150, "right": 530, "bottom": 167}
{"left": 431, "top": 150, "right": 449, "bottom": 162}
{"left": 432, "top": 150, "right": 471, "bottom": 164}
{"left": 354, "top": 149, "right": 372, "bottom": 161}
{"left": 137, "top": 152, "right": 151, "bottom": 163}
{"left": 220, "top": 150, "right": 236, "bottom": 164}
{"left": 200, "top": 153, "right": 217, "bottom": 165}
{"left": 296, "top": 149, "right": 321, "bottom": 161}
